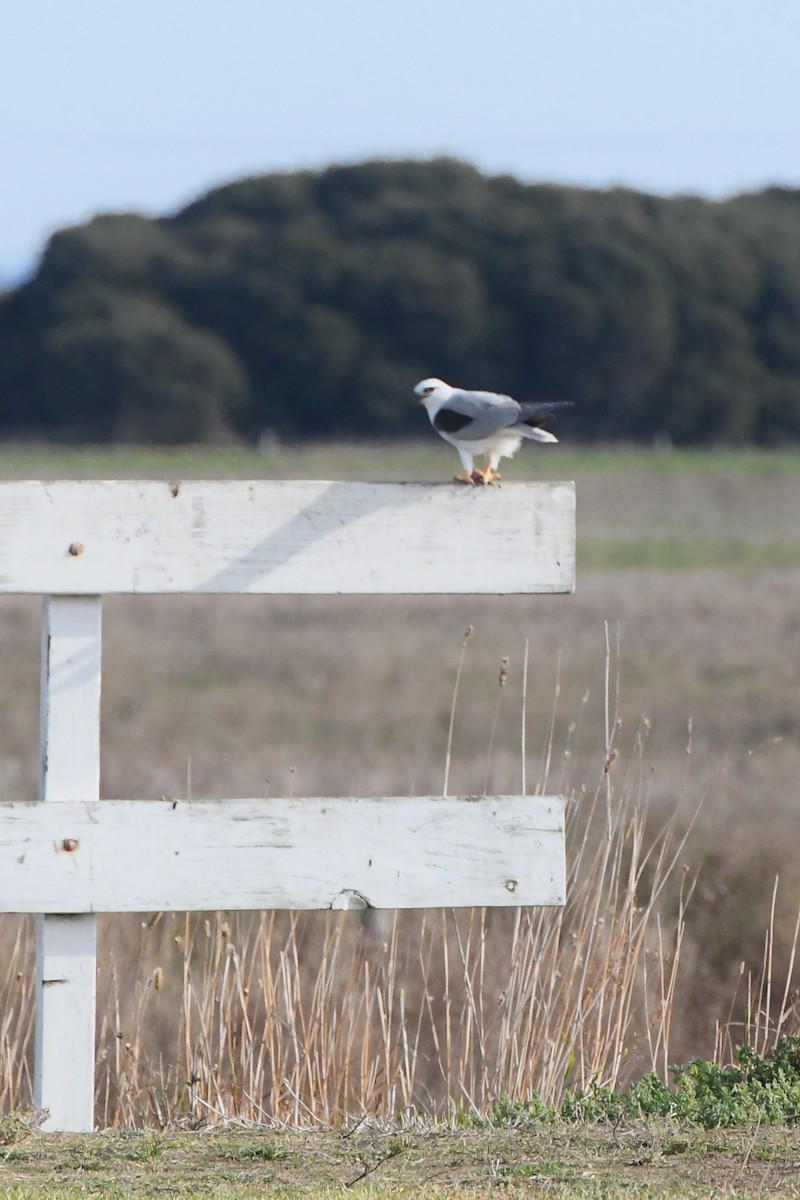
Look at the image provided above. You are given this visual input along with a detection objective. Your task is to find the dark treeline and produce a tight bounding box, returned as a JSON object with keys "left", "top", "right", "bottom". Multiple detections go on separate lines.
{"left": 2, "top": 158, "right": 800, "bottom": 445}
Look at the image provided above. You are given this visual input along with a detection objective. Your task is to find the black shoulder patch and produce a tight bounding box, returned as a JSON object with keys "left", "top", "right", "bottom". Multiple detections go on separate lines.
{"left": 434, "top": 409, "right": 473, "bottom": 434}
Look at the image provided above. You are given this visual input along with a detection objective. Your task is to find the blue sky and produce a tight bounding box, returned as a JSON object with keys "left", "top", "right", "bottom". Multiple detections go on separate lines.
{"left": 2, "top": 0, "right": 799, "bottom": 281}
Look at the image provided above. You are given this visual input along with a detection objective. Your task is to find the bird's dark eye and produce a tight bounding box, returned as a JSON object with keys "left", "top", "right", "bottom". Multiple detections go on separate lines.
{"left": 423, "top": 386, "right": 435, "bottom": 395}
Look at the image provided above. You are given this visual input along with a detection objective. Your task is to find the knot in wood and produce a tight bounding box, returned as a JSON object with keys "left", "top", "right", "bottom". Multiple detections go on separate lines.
{"left": 67, "top": 542, "right": 84, "bottom": 557}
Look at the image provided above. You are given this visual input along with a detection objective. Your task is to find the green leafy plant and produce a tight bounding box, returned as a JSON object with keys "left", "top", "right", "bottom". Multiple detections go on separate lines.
{"left": 494, "top": 1038, "right": 800, "bottom": 1129}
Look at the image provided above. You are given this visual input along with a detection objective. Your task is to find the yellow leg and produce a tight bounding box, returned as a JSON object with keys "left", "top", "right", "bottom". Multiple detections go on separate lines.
{"left": 479, "top": 465, "right": 502, "bottom": 485}
{"left": 453, "top": 471, "right": 476, "bottom": 485}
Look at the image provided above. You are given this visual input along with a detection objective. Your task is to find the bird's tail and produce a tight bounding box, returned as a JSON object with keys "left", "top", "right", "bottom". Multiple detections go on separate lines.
{"left": 516, "top": 399, "right": 573, "bottom": 442}
{"left": 517, "top": 425, "right": 559, "bottom": 443}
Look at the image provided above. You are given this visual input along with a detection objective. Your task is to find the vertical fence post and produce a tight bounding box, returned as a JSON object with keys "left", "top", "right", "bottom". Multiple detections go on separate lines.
{"left": 35, "top": 596, "right": 102, "bottom": 1132}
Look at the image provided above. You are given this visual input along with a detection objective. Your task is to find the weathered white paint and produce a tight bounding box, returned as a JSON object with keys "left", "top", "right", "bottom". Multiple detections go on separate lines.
{"left": 0, "top": 480, "right": 575, "bottom": 595}
{"left": 34, "top": 915, "right": 97, "bottom": 1133}
{"left": 5, "top": 476, "right": 575, "bottom": 1131}
{"left": 39, "top": 598, "right": 102, "bottom": 800}
{"left": 0, "top": 795, "right": 566, "bottom": 912}
{"left": 36, "top": 597, "right": 101, "bottom": 1133}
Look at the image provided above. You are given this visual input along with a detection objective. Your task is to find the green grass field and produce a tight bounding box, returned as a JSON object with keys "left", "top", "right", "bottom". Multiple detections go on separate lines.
{"left": 2, "top": 440, "right": 800, "bottom": 480}
{"left": 2, "top": 1118, "right": 800, "bottom": 1198}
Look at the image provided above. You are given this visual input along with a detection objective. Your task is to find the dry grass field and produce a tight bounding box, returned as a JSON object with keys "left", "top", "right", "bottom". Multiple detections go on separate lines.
{"left": 1, "top": 441, "right": 800, "bottom": 1126}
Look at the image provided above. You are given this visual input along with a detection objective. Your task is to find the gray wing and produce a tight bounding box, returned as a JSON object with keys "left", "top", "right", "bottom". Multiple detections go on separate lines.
{"left": 432, "top": 389, "right": 521, "bottom": 441}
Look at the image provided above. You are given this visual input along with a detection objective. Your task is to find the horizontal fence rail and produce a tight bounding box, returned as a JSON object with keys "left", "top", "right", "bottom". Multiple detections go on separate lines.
{"left": 0, "top": 479, "right": 575, "bottom": 594}
{"left": 0, "top": 478, "right": 575, "bottom": 1131}
{"left": 0, "top": 796, "right": 566, "bottom": 912}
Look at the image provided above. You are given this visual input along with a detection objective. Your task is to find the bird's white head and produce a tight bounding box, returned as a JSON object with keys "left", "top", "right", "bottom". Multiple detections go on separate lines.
{"left": 413, "top": 377, "right": 455, "bottom": 416}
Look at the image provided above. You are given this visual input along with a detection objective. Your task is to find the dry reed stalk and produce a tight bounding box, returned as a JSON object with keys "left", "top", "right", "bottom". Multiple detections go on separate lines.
{"left": 5, "top": 634, "right": 800, "bottom": 1126}
{"left": 0, "top": 774, "right": 771, "bottom": 1126}
{"left": 0, "top": 765, "right": 701, "bottom": 1125}
{"left": 483, "top": 657, "right": 509, "bottom": 796}
{"left": 0, "top": 721, "right": 701, "bottom": 1124}
{"left": 538, "top": 648, "right": 561, "bottom": 796}
{"left": 0, "top": 918, "right": 32, "bottom": 1113}
{"left": 442, "top": 625, "right": 473, "bottom": 798}
{"left": 713, "top": 879, "right": 800, "bottom": 1066}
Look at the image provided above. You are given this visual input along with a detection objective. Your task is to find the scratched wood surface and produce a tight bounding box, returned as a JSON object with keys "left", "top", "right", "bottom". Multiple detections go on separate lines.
{"left": 0, "top": 796, "right": 566, "bottom": 912}
{"left": 0, "top": 480, "right": 575, "bottom": 594}
{"left": 36, "top": 597, "right": 100, "bottom": 1132}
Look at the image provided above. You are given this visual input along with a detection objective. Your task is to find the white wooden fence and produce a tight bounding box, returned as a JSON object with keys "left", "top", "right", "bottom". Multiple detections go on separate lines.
{"left": 0, "top": 479, "right": 575, "bottom": 1131}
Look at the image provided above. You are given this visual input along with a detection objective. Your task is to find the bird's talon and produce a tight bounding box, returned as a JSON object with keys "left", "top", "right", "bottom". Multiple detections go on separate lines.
{"left": 454, "top": 472, "right": 475, "bottom": 486}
